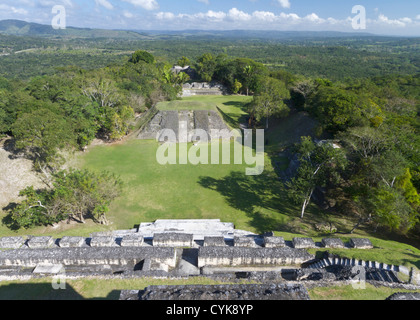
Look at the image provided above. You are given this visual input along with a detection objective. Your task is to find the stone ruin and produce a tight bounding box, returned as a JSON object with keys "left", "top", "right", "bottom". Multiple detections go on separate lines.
{"left": 137, "top": 109, "right": 234, "bottom": 142}
{"left": 181, "top": 82, "right": 227, "bottom": 97}
{"left": 0, "top": 220, "right": 418, "bottom": 300}
{"left": 120, "top": 283, "right": 310, "bottom": 301}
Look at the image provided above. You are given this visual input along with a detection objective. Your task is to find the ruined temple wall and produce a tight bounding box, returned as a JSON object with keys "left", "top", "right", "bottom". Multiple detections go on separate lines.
{"left": 0, "top": 247, "right": 177, "bottom": 268}
{"left": 198, "top": 247, "right": 315, "bottom": 268}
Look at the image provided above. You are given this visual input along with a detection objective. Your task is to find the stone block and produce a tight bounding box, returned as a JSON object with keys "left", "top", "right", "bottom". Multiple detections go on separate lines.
{"left": 153, "top": 233, "right": 194, "bottom": 247}
{"left": 90, "top": 236, "right": 116, "bottom": 247}
{"left": 120, "top": 234, "right": 144, "bottom": 247}
{"left": 322, "top": 238, "right": 345, "bottom": 249}
{"left": 27, "top": 236, "right": 54, "bottom": 249}
{"left": 33, "top": 264, "right": 64, "bottom": 274}
{"left": 264, "top": 236, "right": 285, "bottom": 248}
{"left": 59, "top": 237, "right": 85, "bottom": 248}
{"left": 234, "top": 236, "right": 258, "bottom": 248}
{"left": 203, "top": 236, "right": 226, "bottom": 247}
{"left": 0, "top": 237, "right": 24, "bottom": 249}
{"left": 292, "top": 237, "right": 316, "bottom": 249}
{"left": 349, "top": 238, "right": 373, "bottom": 249}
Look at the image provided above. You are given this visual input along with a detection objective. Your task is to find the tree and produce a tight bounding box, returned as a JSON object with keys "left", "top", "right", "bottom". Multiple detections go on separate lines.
{"left": 249, "top": 77, "right": 290, "bottom": 129}
{"left": 232, "top": 79, "right": 242, "bottom": 94}
{"left": 177, "top": 56, "right": 190, "bottom": 67}
{"left": 129, "top": 50, "right": 155, "bottom": 64}
{"left": 286, "top": 137, "right": 347, "bottom": 219}
{"left": 11, "top": 108, "right": 74, "bottom": 174}
{"left": 195, "top": 53, "right": 217, "bottom": 82}
{"left": 5, "top": 169, "right": 123, "bottom": 229}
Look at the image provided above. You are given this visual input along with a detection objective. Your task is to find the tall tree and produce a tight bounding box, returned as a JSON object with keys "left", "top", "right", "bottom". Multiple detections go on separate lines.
{"left": 286, "top": 137, "right": 347, "bottom": 219}
{"left": 249, "top": 77, "right": 290, "bottom": 129}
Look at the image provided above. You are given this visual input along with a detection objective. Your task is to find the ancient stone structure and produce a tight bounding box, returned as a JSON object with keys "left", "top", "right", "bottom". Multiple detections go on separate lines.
{"left": 350, "top": 238, "right": 373, "bottom": 249}
{"left": 138, "top": 110, "right": 234, "bottom": 142}
{"left": 59, "top": 236, "right": 85, "bottom": 248}
{"left": 120, "top": 283, "right": 311, "bottom": 300}
{"left": 0, "top": 247, "right": 177, "bottom": 269}
{"left": 0, "top": 237, "right": 24, "bottom": 249}
{"left": 153, "top": 233, "right": 194, "bottom": 247}
{"left": 203, "top": 236, "right": 226, "bottom": 247}
{"left": 0, "top": 220, "right": 418, "bottom": 300}
{"left": 322, "top": 238, "right": 345, "bottom": 249}
{"left": 264, "top": 236, "right": 285, "bottom": 248}
{"left": 234, "top": 236, "right": 258, "bottom": 248}
{"left": 197, "top": 247, "right": 315, "bottom": 268}
{"left": 292, "top": 237, "right": 316, "bottom": 249}
{"left": 27, "top": 236, "right": 54, "bottom": 249}
{"left": 181, "top": 82, "right": 226, "bottom": 97}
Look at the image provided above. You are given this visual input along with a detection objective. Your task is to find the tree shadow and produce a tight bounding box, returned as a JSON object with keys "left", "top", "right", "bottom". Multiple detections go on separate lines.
{"left": 0, "top": 282, "right": 121, "bottom": 300}
{"left": 198, "top": 171, "right": 298, "bottom": 234}
{"left": 1, "top": 203, "right": 20, "bottom": 231}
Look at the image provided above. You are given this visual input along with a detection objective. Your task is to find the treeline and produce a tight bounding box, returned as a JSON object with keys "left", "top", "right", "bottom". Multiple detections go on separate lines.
{"left": 286, "top": 73, "right": 420, "bottom": 237}
{"left": 0, "top": 50, "right": 188, "bottom": 229}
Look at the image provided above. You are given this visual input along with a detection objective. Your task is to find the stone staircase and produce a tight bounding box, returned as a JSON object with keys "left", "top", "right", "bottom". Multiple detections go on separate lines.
{"left": 307, "top": 256, "right": 404, "bottom": 283}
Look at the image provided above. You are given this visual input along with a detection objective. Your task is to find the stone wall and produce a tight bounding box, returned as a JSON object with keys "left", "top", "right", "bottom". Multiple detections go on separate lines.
{"left": 198, "top": 247, "right": 315, "bottom": 268}
{"left": 0, "top": 247, "right": 177, "bottom": 268}
{"left": 121, "top": 283, "right": 311, "bottom": 300}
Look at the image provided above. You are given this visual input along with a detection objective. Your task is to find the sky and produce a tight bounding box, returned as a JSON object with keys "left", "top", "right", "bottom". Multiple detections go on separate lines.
{"left": 1, "top": 0, "right": 420, "bottom": 36}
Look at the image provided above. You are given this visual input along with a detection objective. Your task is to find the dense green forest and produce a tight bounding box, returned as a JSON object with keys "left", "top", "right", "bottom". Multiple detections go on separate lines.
{"left": 0, "top": 28, "right": 419, "bottom": 80}
{"left": 0, "top": 25, "right": 419, "bottom": 242}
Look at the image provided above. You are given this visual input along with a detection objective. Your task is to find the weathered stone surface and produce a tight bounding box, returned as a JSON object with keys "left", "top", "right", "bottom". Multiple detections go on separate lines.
{"left": 153, "top": 233, "right": 194, "bottom": 248}
{"left": 234, "top": 236, "right": 258, "bottom": 248}
{"left": 322, "top": 238, "right": 345, "bottom": 249}
{"left": 0, "top": 247, "right": 177, "bottom": 268}
{"left": 203, "top": 236, "right": 226, "bottom": 247}
{"left": 120, "top": 234, "right": 144, "bottom": 247}
{"left": 122, "top": 283, "right": 310, "bottom": 300}
{"left": 32, "top": 264, "right": 64, "bottom": 274}
{"left": 138, "top": 219, "right": 240, "bottom": 241}
{"left": 198, "top": 247, "right": 314, "bottom": 268}
{"left": 349, "top": 238, "right": 373, "bottom": 249}
{"left": 27, "top": 237, "right": 54, "bottom": 249}
{"left": 0, "top": 237, "right": 24, "bottom": 249}
{"left": 264, "top": 236, "right": 285, "bottom": 248}
{"left": 59, "top": 237, "right": 85, "bottom": 248}
{"left": 90, "top": 236, "right": 115, "bottom": 247}
{"left": 292, "top": 237, "right": 316, "bottom": 249}
{"left": 386, "top": 292, "right": 420, "bottom": 300}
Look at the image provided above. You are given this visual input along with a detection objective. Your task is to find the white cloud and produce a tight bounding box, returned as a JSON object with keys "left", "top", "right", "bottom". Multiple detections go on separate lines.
{"left": 95, "top": 0, "right": 113, "bottom": 10}
{"left": 253, "top": 11, "right": 276, "bottom": 22}
{"left": 416, "top": 15, "right": 420, "bottom": 20}
{"left": 123, "top": 11, "right": 134, "bottom": 18}
{"left": 122, "top": 0, "right": 159, "bottom": 10}
{"left": 197, "top": 0, "right": 209, "bottom": 4}
{"left": 156, "top": 11, "right": 175, "bottom": 20}
{"left": 227, "top": 8, "right": 251, "bottom": 21}
{"left": 376, "top": 14, "right": 406, "bottom": 27}
{"left": 0, "top": 4, "right": 28, "bottom": 15}
{"left": 277, "top": 0, "right": 291, "bottom": 9}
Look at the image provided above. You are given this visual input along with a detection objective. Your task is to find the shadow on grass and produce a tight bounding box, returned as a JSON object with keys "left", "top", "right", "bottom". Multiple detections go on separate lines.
{"left": 0, "top": 282, "right": 121, "bottom": 300}
{"left": 198, "top": 171, "right": 299, "bottom": 234}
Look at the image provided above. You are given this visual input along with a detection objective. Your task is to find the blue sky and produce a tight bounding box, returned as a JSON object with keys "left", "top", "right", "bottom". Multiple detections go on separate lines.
{"left": 1, "top": 0, "right": 419, "bottom": 35}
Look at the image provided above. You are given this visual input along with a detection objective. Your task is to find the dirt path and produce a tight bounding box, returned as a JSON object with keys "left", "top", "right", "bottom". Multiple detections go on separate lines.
{"left": 0, "top": 142, "right": 45, "bottom": 209}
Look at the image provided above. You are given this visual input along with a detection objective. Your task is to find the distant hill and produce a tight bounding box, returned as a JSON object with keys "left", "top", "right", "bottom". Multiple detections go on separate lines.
{"left": 0, "top": 19, "right": 149, "bottom": 39}
{"left": 0, "top": 19, "right": 384, "bottom": 41}
{"left": 141, "top": 29, "right": 377, "bottom": 40}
